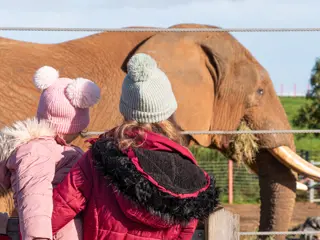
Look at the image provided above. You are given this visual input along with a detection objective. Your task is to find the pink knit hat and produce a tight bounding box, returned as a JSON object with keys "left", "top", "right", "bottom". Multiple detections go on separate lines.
{"left": 33, "top": 66, "right": 101, "bottom": 134}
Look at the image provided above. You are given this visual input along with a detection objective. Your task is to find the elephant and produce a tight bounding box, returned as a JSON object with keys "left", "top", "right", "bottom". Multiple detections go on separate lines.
{"left": 0, "top": 23, "right": 319, "bottom": 239}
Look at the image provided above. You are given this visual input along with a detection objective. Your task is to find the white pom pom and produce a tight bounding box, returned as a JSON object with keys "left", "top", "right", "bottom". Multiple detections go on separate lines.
{"left": 65, "top": 78, "right": 101, "bottom": 109}
{"left": 33, "top": 66, "right": 59, "bottom": 90}
{"left": 127, "top": 53, "right": 158, "bottom": 82}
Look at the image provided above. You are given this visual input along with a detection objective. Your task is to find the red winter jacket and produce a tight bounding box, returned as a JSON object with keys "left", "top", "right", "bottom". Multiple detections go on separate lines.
{"left": 51, "top": 130, "right": 219, "bottom": 240}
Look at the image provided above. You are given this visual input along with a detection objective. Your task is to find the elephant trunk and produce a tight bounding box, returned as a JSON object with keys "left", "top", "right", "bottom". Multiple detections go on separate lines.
{"left": 256, "top": 150, "right": 296, "bottom": 240}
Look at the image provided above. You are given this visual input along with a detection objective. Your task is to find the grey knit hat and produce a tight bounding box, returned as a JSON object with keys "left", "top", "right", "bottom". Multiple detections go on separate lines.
{"left": 119, "top": 53, "right": 178, "bottom": 123}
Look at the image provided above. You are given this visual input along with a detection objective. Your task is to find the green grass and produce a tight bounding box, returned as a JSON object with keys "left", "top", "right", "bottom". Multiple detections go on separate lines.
{"left": 279, "top": 97, "right": 309, "bottom": 122}
{"left": 279, "top": 96, "right": 320, "bottom": 158}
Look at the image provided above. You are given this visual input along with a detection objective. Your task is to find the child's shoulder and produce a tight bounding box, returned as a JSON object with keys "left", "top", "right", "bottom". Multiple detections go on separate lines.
{"left": 17, "top": 137, "right": 55, "bottom": 155}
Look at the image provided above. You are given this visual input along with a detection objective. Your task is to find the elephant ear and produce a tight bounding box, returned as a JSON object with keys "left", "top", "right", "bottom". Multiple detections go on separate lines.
{"left": 133, "top": 30, "right": 218, "bottom": 147}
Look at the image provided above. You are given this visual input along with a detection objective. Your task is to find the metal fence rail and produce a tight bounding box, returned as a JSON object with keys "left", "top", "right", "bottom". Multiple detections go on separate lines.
{"left": 239, "top": 230, "right": 320, "bottom": 236}
{"left": 1, "top": 22, "right": 320, "bottom": 240}
{"left": 206, "top": 208, "right": 320, "bottom": 240}
{"left": 2, "top": 27, "right": 320, "bottom": 32}
{"left": 81, "top": 129, "right": 320, "bottom": 138}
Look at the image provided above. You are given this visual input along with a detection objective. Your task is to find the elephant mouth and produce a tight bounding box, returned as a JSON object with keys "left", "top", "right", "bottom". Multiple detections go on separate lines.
{"left": 223, "top": 121, "right": 259, "bottom": 165}
{"left": 224, "top": 121, "right": 320, "bottom": 189}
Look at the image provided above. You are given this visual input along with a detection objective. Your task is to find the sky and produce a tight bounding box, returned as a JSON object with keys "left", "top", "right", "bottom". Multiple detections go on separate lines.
{"left": 1, "top": 0, "right": 319, "bottom": 96}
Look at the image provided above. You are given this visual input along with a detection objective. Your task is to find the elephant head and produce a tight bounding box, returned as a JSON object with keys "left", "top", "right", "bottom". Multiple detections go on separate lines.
{"left": 129, "top": 24, "right": 320, "bottom": 239}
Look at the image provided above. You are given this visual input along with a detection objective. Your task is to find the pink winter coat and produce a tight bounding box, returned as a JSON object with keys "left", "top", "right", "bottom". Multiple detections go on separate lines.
{"left": 0, "top": 117, "right": 84, "bottom": 240}
{"left": 51, "top": 130, "right": 220, "bottom": 240}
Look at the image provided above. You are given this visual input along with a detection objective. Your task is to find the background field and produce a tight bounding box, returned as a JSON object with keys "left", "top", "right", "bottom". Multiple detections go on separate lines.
{"left": 280, "top": 97, "right": 320, "bottom": 153}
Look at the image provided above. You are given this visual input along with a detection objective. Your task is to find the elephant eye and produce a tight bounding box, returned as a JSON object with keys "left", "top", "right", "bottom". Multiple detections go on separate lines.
{"left": 257, "top": 88, "right": 264, "bottom": 95}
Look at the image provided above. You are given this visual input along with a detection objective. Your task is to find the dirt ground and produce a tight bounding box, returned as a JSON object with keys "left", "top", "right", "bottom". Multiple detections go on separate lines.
{"left": 223, "top": 202, "right": 320, "bottom": 232}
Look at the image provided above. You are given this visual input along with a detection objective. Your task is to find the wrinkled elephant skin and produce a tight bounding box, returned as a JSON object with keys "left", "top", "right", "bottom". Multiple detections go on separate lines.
{"left": 0, "top": 24, "right": 318, "bottom": 238}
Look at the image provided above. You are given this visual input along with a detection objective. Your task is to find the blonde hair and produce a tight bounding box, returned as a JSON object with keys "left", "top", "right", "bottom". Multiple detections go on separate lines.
{"left": 104, "top": 116, "right": 187, "bottom": 150}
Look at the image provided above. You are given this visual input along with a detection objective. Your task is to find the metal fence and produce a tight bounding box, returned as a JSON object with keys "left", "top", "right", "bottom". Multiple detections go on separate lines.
{"left": 195, "top": 155, "right": 259, "bottom": 204}
{"left": 3, "top": 27, "right": 320, "bottom": 32}
{"left": 192, "top": 148, "right": 320, "bottom": 204}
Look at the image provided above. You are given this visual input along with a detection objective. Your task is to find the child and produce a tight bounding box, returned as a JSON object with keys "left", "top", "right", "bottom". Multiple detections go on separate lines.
{"left": 51, "top": 53, "right": 219, "bottom": 240}
{"left": 0, "top": 66, "right": 100, "bottom": 240}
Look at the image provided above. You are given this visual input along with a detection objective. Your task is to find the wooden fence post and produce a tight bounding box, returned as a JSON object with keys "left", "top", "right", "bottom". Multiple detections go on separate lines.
{"left": 205, "top": 207, "right": 240, "bottom": 240}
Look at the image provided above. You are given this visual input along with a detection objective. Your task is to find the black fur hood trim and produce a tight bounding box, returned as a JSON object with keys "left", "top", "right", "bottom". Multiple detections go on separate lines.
{"left": 91, "top": 137, "right": 220, "bottom": 225}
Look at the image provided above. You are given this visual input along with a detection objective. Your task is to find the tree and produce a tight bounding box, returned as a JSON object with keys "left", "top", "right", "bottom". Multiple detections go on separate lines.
{"left": 292, "top": 58, "right": 320, "bottom": 138}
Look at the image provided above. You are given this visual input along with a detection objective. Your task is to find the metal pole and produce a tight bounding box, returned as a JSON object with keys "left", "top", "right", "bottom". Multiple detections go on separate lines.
{"left": 310, "top": 161, "right": 315, "bottom": 203}
{"left": 228, "top": 160, "right": 233, "bottom": 204}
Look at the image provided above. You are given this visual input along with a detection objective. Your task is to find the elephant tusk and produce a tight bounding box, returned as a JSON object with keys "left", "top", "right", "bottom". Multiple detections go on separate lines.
{"left": 296, "top": 181, "right": 308, "bottom": 191}
{"left": 269, "top": 146, "right": 320, "bottom": 182}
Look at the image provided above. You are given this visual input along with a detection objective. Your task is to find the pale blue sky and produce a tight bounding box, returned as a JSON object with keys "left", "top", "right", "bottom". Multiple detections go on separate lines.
{"left": 0, "top": 0, "right": 319, "bottom": 96}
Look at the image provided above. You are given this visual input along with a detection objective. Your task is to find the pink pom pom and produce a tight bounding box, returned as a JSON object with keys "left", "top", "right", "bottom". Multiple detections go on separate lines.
{"left": 65, "top": 78, "right": 101, "bottom": 108}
